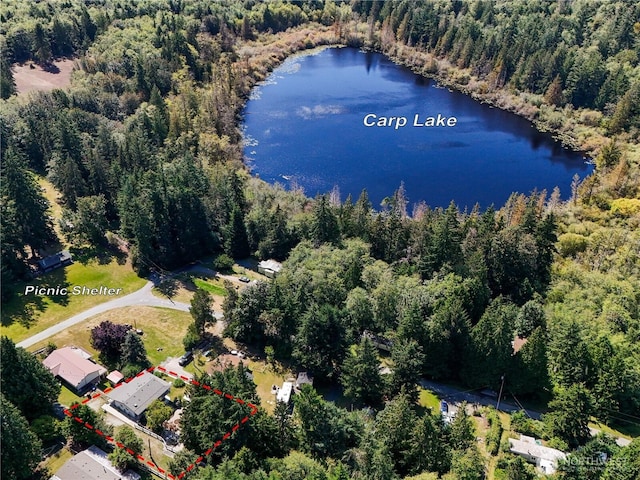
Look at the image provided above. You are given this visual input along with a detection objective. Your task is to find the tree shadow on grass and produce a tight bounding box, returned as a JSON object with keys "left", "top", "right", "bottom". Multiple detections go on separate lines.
{"left": 69, "top": 244, "right": 127, "bottom": 266}
{"left": 155, "top": 277, "right": 179, "bottom": 299}
{"left": 41, "top": 61, "right": 61, "bottom": 74}
{"left": 1, "top": 268, "right": 70, "bottom": 329}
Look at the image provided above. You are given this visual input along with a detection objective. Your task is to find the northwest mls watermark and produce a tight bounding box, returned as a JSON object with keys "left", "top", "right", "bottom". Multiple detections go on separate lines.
{"left": 560, "top": 454, "right": 631, "bottom": 472}
{"left": 24, "top": 285, "right": 123, "bottom": 296}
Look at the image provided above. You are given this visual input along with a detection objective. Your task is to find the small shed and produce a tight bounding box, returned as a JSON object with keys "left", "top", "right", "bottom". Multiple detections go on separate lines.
{"left": 295, "top": 372, "right": 313, "bottom": 390}
{"left": 362, "top": 330, "right": 393, "bottom": 352}
{"left": 512, "top": 335, "right": 528, "bottom": 354}
{"left": 38, "top": 250, "right": 72, "bottom": 273}
{"left": 106, "top": 370, "right": 124, "bottom": 385}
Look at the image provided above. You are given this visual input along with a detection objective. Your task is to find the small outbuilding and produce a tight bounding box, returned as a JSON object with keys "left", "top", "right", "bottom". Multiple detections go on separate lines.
{"left": 362, "top": 330, "right": 393, "bottom": 352}
{"left": 295, "top": 372, "right": 313, "bottom": 391}
{"left": 257, "top": 259, "right": 282, "bottom": 278}
{"left": 106, "top": 370, "right": 124, "bottom": 385}
{"left": 38, "top": 250, "right": 72, "bottom": 273}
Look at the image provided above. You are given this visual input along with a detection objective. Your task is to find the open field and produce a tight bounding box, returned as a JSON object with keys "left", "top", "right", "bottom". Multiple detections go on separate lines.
{"left": 13, "top": 59, "right": 74, "bottom": 94}
{"left": 1, "top": 258, "right": 145, "bottom": 343}
{"left": 27, "top": 306, "right": 192, "bottom": 367}
{"left": 152, "top": 272, "right": 232, "bottom": 308}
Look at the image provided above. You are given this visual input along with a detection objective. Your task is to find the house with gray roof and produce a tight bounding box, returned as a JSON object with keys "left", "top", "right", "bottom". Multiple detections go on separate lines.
{"left": 50, "top": 445, "right": 140, "bottom": 480}
{"left": 107, "top": 371, "right": 170, "bottom": 421}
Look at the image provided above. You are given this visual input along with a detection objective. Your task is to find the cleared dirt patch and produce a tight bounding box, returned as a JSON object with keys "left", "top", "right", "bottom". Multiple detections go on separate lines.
{"left": 13, "top": 59, "right": 75, "bottom": 94}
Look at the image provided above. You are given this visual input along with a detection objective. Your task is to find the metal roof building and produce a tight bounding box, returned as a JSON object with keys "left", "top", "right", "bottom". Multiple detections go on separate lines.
{"left": 50, "top": 445, "right": 140, "bottom": 480}
{"left": 107, "top": 371, "right": 170, "bottom": 420}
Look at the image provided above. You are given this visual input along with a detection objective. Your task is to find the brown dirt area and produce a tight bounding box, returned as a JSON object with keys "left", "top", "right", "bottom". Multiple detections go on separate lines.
{"left": 13, "top": 59, "right": 75, "bottom": 95}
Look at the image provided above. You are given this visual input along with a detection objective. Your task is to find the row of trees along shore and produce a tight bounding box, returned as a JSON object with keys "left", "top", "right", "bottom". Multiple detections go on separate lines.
{"left": 1, "top": 1, "right": 639, "bottom": 479}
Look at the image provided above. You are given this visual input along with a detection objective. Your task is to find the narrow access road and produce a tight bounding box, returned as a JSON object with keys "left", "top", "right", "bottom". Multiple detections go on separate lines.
{"left": 419, "top": 378, "right": 542, "bottom": 420}
{"left": 17, "top": 281, "right": 191, "bottom": 349}
{"left": 419, "top": 378, "right": 632, "bottom": 447}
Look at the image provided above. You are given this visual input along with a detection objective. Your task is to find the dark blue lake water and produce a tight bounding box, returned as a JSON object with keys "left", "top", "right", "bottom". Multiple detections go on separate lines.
{"left": 243, "top": 47, "right": 592, "bottom": 210}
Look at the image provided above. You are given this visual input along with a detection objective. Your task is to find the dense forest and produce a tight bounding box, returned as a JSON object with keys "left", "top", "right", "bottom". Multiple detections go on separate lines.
{"left": 1, "top": 1, "right": 639, "bottom": 479}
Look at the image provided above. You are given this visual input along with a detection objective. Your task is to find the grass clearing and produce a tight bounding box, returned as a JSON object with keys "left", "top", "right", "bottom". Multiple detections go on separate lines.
{"left": 41, "top": 447, "right": 74, "bottom": 477}
{"left": 14, "top": 59, "right": 74, "bottom": 95}
{"left": 113, "top": 425, "right": 171, "bottom": 472}
{"left": 1, "top": 258, "right": 145, "bottom": 343}
{"left": 193, "top": 278, "right": 227, "bottom": 296}
{"left": 28, "top": 307, "right": 192, "bottom": 368}
{"left": 152, "top": 285, "right": 194, "bottom": 304}
{"left": 38, "top": 177, "right": 64, "bottom": 229}
{"left": 590, "top": 420, "right": 638, "bottom": 440}
{"left": 58, "top": 385, "right": 83, "bottom": 407}
{"left": 419, "top": 388, "right": 441, "bottom": 412}
{"left": 248, "top": 359, "right": 291, "bottom": 414}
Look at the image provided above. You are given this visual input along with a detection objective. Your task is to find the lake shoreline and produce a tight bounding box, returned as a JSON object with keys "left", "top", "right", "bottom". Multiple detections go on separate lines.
{"left": 236, "top": 24, "right": 606, "bottom": 164}
{"left": 243, "top": 45, "right": 590, "bottom": 209}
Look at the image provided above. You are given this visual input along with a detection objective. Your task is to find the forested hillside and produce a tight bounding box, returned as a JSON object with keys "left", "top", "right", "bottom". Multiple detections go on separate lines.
{"left": 1, "top": 1, "right": 639, "bottom": 479}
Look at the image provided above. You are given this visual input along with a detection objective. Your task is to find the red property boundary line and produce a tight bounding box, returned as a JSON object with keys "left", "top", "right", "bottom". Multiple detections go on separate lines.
{"left": 63, "top": 365, "right": 259, "bottom": 479}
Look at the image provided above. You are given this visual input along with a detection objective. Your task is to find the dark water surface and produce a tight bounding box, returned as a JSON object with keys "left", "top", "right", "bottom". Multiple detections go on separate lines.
{"left": 243, "top": 47, "right": 592, "bottom": 210}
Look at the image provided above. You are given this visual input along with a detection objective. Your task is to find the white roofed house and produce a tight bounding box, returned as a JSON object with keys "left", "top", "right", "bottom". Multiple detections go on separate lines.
{"left": 107, "top": 371, "right": 170, "bottom": 421}
{"left": 257, "top": 259, "right": 282, "bottom": 278}
{"left": 509, "top": 435, "right": 567, "bottom": 474}
{"left": 43, "top": 346, "right": 107, "bottom": 392}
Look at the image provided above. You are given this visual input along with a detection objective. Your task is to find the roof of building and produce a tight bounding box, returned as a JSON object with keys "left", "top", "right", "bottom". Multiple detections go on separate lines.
{"left": 276, "top": 381, "right": 294, "bottom": 403}
{"left": 512, "top": 336, "right": 528, "bottom": 354}
{"left": 50, "top": 445, "right": 140, "bottom": 480}
{"left": 39, "top": 250, "right": 72, "bottom": 269}
{"left": 295, "top": 372, "right": 313, "bottom": 388}
{"left": 107, "top": 371, "right": 170, "bottom": 417}
{"left": 43, "top": 347, "right": 107, "bottom": 389}
{"left": 509, "top": 436, "right": 566, "bottom": 463}
{"left": 106, "top": 370, "right": 124, "bottom": 384}
{"left": 258, "top": 259, "right": 282, "bottom": 272}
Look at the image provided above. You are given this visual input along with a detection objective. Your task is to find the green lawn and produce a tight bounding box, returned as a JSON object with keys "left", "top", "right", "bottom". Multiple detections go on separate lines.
{"left": 28, "top": 307, "right": 193, "bottom": 370}
{"left": 42, "top": 447, "right": 73, "bottom": 477}
{"left": 1, "top": 257, "right": 145, "bottom": 343}
{"left": 419, "top": 388, "right": 441, "bottom": 412}
{"left": 590, "top": 420, "right": 639, "bottom": 440}
{"left": 193, "top": 278, "right": 227, "bottom": 296}
{"left": 248, "top": 359, "right": 291, "bottom": 414}
{"left": 58, "top": 385, "right": 82, "bottom": 407}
